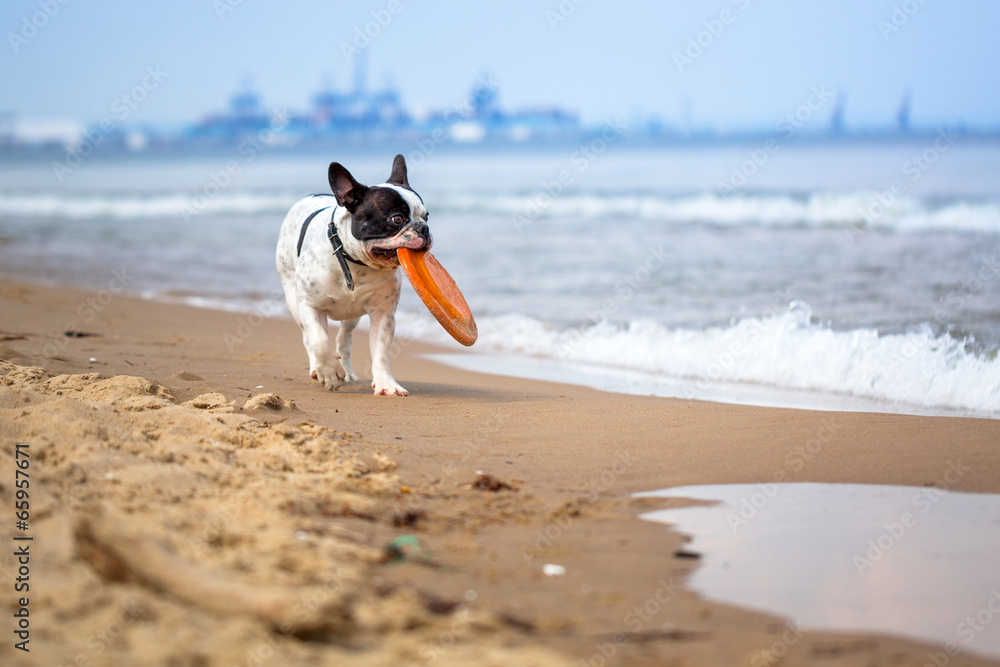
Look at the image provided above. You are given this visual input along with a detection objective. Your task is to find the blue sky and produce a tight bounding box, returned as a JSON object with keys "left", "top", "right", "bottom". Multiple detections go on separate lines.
{"left": 2, "top": 0, "right": 999, "bottom": 131}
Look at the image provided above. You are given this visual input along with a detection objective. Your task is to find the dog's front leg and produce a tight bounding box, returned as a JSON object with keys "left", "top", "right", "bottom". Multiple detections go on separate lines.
{"left": 368, "top": 306, "right": 407, "bottom": 396}
{"left": 298, "top": 304, "right": 342, "bottom": 390}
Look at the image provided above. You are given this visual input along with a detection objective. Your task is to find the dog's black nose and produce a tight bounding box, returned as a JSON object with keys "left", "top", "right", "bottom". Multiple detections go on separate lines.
{"left": 412, "top": 222, "right": 430, "bottom": 239}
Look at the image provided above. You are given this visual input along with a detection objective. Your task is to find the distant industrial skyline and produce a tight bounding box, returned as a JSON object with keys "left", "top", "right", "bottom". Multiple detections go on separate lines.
{"left": 3, "top": 59, "right": 959, "bottom": 151}
{"left": 181, "top": 65, "right": 929, "bottom": 140}
{"left": 2, "top": 0, "right": 999, "bottom": 135}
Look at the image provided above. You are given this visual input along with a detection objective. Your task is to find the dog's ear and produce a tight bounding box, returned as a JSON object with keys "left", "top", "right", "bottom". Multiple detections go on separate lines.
{"left": 328, "top": 162, "right": 367, "bottom": 211}
{"left": 387, "top": 154, "right": 409, "bottom": 188}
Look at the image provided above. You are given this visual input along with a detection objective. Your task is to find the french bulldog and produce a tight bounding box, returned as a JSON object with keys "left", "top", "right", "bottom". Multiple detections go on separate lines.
{"left": 276, "top": 154, "right": 431, "bottom": 396}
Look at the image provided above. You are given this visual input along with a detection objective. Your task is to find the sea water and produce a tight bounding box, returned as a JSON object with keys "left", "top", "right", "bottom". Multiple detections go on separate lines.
{"left": 1, "top": 142, "right": 998, "bottom": 415}
{"left": 636, "top": 483, "right": 1000, "bottom": 661}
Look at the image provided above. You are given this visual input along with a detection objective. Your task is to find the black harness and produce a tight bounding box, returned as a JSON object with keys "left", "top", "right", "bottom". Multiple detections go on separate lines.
{"left": 296, "top": 202, "right": 366, "bottom": 291}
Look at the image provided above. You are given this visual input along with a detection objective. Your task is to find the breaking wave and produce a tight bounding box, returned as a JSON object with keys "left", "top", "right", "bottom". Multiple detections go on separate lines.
{"left": 399, "top": 303, "right": 1000, "bottom": 415}
{"left": 2, "top": 189, "right": 998, "bottom": 233}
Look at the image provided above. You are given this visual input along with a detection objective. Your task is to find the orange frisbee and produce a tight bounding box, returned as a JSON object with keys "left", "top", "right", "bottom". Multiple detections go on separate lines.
{"left": 397, "top": 248, "right": 478, "bottom": 346}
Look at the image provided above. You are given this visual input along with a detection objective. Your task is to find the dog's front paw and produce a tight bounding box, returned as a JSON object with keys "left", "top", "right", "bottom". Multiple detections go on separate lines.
{"left": 310, "top": 365, "right": 341, "bottom": 390}
{"left": 372, "top": 378, "right": 408, "bottom": 396}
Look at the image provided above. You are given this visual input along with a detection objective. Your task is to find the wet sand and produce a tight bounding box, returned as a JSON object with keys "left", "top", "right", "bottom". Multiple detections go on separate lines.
{"left": 1, "top": 278, "right": 999, "bottom": 666}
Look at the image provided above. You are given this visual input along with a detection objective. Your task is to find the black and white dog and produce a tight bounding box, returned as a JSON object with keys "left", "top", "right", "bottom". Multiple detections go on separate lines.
{"left": 276, "top": 154, "right": 430, "bottom": 396}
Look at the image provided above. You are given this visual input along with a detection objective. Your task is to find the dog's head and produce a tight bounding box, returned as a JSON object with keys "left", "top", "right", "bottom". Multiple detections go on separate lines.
{"left": 328, "top": 154, "right": 432, "bottom": 269}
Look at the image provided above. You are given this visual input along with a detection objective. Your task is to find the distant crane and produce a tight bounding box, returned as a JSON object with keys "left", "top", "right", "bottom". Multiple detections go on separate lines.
{"left": 830, "top": 90, "right": 846, "bottom": 135}
{"left": 897, "top": 88, "right": 912, "bottom": 134}
{"left": 353, "top": 51, "right": 368, "bottom": 97}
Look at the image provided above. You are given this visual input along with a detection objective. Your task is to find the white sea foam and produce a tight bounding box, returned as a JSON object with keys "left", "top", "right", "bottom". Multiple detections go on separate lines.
{"left": 399, "top": 304, "right": 1000, "bottom": 415}
{"left": 0, "top": 191, "right": 298, "bottom": 219}
{"left": 2, "top": 189, "right": 998, "bottom": 233}
{"left": 438, "top": 190, "right": 1000, "bottom": 233}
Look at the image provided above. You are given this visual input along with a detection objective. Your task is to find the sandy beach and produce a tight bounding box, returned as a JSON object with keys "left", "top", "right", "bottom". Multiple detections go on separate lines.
{"left": 2, "top": 278, "right": 999, "bottom": 667}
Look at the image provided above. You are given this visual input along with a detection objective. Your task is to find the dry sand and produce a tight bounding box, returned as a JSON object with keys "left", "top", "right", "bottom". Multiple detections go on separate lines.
{"left": 1, "top": 278, "right": 999, "bottom": 666}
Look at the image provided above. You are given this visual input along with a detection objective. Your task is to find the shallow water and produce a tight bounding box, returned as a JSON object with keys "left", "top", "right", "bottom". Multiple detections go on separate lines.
{"left": 636, "top": 483, "right": 1000, "bottom": 660}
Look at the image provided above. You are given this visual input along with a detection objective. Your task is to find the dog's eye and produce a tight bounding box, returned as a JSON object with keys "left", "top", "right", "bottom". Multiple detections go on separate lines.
{"left": 391, "top": 214, "right": 405, "bottom": 225}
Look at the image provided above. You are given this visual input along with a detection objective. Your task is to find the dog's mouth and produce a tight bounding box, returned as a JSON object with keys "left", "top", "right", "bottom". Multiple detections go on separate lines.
{"left": 366, "top": 226, "right": 432, "bottom": 265}
{"left": 370, "top": 247, "right": 400, "bottom": 262}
